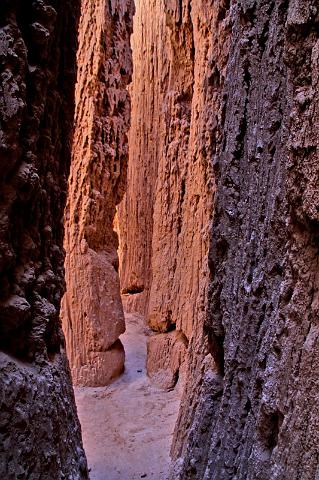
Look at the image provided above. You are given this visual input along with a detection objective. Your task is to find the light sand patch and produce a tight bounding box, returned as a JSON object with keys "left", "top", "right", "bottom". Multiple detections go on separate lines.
{"left": 75, "top": 313, "right": 181, "bottom": 480}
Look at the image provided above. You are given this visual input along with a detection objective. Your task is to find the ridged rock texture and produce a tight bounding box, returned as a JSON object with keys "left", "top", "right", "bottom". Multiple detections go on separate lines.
{"left": 118, "top": 0, "right": 319, "bottom": 478}
{"left": 0, "top": 1, "right": 88, "bottom": 479}
{"left": 118, "top": 0, "right": 167, "bottom": 318}
{"left": 61, "top": 0, "right": 134, "bottom": 387}
{"left": 118, "top": 0, "right": 224, "bottom": 390}
{"left": 170, "top": 1, "right": 319, "bottom": 479}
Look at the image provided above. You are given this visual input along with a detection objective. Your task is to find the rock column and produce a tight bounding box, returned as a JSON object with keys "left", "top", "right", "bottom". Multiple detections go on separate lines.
{"left": 61, "top": 0, "right": 134, "bottom": 387}
{"left": 118, "top": 0, "right": 229, "bottom": 390}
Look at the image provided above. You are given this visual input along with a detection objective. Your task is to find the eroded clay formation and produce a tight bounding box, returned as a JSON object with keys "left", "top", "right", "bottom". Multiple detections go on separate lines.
{"left": 1, "top": 0, "right": 319, "bottom": 478}
{"left": 61, "top": 0, "right": 134, "bottom": 387}
{"left": 171, "top": 1, "right": 319, "bottom": 479}
{"left": 118, "top": 0, "right": 228, "bottom": 391}
{"left": 0, "top": 1, "right": 88, "bottom": 478}
{"left": 119, "top": 0, "right": 319, "bottom": 479}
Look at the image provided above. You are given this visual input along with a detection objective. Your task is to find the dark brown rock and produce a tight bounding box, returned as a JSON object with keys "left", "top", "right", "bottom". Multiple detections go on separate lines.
{"left": 171, "top": 1, "right": 319, "bottom": 479}
{"left": 0, "top": 1, "right": 88, "bottom": 478}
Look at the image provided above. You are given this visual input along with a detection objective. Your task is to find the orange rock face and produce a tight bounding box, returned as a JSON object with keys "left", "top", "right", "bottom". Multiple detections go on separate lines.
{"left": 61, "top": 0, "right": 134, "bottom": 387}
{"left": 118, "top": 0, "right": 168, "bottom": 317}
{"left": 118, "top": 0, "right": 229, "bottom": 389}
{"left": 147, "top": 330, "right": 188, "bottom": 391}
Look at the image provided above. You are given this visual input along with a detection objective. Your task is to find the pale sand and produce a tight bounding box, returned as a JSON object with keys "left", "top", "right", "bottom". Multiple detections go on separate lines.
{"left": 75, "top": 313, "right": 181, "bottom": 480}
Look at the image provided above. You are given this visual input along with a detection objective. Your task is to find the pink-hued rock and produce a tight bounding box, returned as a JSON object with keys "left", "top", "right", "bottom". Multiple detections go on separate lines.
{"left": 117, "top": 0, "right": 227, "bottom": 392}
{"left": 147, "top": 331, "right": 188, "bottom": 391}
{"left": 119, "top": 1, "right": 319, "bottom": 479}
{"left": 117, "top": 0, "right": 168, "bottom": 317}
{"left": 2, "top": 0, "right": 319, "bottom": 478}
{"left": 61, "top": 0, "right": 134, "bottom": 387}
{"left": 72, "top": 339, "right": 125, "bottom": 387}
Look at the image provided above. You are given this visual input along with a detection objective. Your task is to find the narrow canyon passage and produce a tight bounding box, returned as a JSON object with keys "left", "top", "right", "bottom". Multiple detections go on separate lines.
{"left": 1, "top": 1, "right": 319, "bottom": 479}
{"left": 75, "top": 313, "right": 181, "bottom": 480}
{"left": 60, "top": 1, "right": 191, "bottom": 478}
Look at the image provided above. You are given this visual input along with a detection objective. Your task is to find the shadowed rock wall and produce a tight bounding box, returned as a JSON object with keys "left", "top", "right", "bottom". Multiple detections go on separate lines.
{"left": 61, "top": 0, "right": 134, "bottom": 387}
{"left": 0, "top": 0, "right": 88, "bottom": 478}
{"left": 171, "top": 1, "right": 319, "bottom": 479}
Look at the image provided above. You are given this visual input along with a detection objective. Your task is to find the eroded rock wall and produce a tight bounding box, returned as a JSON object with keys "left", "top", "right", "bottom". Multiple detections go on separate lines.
{"left": 61, "top": 0, "right": 134, "bottom": 387}
{"left": 120, "top": 0, "right": 319, "bottom": 477}
{"left": 118, "top": 0, "right": 228, "bottom": 390}
{"left": 0, "top": 0, "right": 88, "bottom": 478}
{"left": 171, "top": 1, "right": 319, "bottom": 479}
{"left": 118, "top": 0, "right": 168, "bottom": 316}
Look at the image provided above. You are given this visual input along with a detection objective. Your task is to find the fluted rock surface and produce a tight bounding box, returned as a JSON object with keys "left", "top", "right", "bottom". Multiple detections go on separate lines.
{"left": 118, "top": 0, "right": 167, "bottom": 317}
{"left": 171, "top": 1, "right": 319, "bottom": 479}
{"left": 0, "top": 1, "right": 88, "bottom": 478}
{"left": 119, "top": 0, "right": 319, "bottom": 478}
{"left": 118, "top": 0, "right": 225, "bottom": 390}
{"left": 61, "top": 0, "right": 134, "bottom": 387}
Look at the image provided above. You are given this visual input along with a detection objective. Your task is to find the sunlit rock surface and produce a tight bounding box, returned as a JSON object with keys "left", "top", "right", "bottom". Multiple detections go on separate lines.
{"left": 61, "top": 0, "right": 134, "bottom": 387}
{"left": 117, "top": 0, "right": 226, "bottom": 392}
{"left": 119, "top": 1, "right": 319, "bottom": 479}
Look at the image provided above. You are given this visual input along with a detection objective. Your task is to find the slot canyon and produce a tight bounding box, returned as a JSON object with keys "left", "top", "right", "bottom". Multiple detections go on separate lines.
{"left": 0, "top": 1, "right": 319, "bottom": 480}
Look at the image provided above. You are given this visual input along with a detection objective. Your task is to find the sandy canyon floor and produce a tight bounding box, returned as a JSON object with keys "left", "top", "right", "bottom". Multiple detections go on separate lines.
{"left": 75, "top": 313, "right": 181, "bottom": 480}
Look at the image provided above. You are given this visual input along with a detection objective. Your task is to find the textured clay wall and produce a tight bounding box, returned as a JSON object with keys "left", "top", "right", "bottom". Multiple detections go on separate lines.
{"left": 61, "top": 0, "right": 134, "bottom": 387}
{"left": 0, "top": 1, "right": 88, "bottom": 478}
{"left": 118, "top": 0, "right": 167, "bottom": 317}
{"left": 120, "top": 0, "right": 319, "bottom": 478}
{"left": 171, "top": 1, "right": 319, "bottom": 479}
{"left": 118, "top": 0, "right": 229, "bottom": 391}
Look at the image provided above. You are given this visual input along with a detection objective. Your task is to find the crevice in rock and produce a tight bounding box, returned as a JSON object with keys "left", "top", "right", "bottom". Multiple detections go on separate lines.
{"left": 2, "top": 1, "right": 319, "bottom": 479}
{"left": 121, "top": 285, "right": 144, "bottom": 295}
